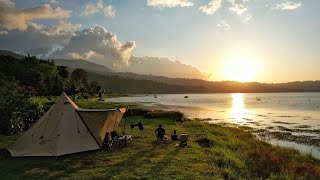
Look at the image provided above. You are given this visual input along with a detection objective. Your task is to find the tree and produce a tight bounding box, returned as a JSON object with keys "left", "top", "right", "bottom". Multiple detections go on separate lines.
{"left": 71, "top": 69, "right": 88, "bottom": 84}
{"left": 50, "top": 59, "right": 55, "bottom": 66}
{"left": 52, "top": 75, "right": 63, "bottom": 95}
{"left": 89, "top": 81, "right": 102, "bottom": 95}
{"left": 57, "top": 66, "right": 68, "bottom": 79}
{"left": 0, "top": 75, "right": 17, "bottom": 134}
{"left": 65, "top": 80, "right": 77, "bottom": 95}
{"left": 70, "top": 69, "right": 89, "bottom": 95}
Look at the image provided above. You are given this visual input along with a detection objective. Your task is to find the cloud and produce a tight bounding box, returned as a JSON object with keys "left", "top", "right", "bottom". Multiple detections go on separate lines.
{"left": 50, "top": 25, "right": 136, "bottom": 69}
{"left": 83, "top": 2, "right": 100, "bottom": 15}
{"left": 0, "top": 0, "right": 71, "bottom": 30}
{"left": 243, "top": 14, "right": 253, "bottom": 22}
{"left": 48, "top": 0, "right": 59, "bottom": 5}
{"left": 126, "top": 56, "right": 209, "bottom": 79}
{"left": 47, "top": 24, "right": 207, "bottom": 79}
{"left": 103, "top": 5, "right": 115, "bottom": 18}
{"left": 27, "top": 46, "right": 53, "bottom": 56}
{"left": 199, "top": 0, "right": 222, "bottom": 15}
{"left": 51, "top": 21, "right": 82, "bottom": 35}
{"left": 272, "top": 1, "right": 302, "bottom": 10}
{"left": 83, "top": 0, "right": 115, "bottom": 18}
{"left": 229, "top": 3, "right": 247, "bottom": 15}
{"left": 0, "top": 0, "right": 14, "bottom": 9}
{"left": 66, "top": 50, "right": 104, "bottom": 60}
{"left": 147, "top": 0, "right": 193, "bottom": 8}
{"left": 217, "top": 19, "right": 230, "bottom": 31}
{"left": 0, "top": 22, "right": 80, "bottom": 56}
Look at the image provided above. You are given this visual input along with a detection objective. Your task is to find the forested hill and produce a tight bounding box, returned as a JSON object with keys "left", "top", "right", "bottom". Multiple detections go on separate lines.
{"left": 54, "top": 59, "right": 112, "bottom": 73}
{"left": 1, "top": 50, "right": 320, "bottom": 93}
{"left": 52, "top": 59, "right": 320, "bottom": 93}
{"left": 0, "top": 54, "right": 200, "bottom": 94}
{"left": 0, "top": 50, "right": 24, "bottom": 60}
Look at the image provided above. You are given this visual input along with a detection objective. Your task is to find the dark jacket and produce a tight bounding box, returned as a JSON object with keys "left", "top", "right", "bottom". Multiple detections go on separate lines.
{"left": 155, "top": 127, "right": 165, "bottom": 137}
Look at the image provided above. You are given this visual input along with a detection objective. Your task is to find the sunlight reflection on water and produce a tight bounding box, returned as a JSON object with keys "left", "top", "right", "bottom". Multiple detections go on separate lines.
{"left": 230, "top": 93, "right": 245, "bottom": 123}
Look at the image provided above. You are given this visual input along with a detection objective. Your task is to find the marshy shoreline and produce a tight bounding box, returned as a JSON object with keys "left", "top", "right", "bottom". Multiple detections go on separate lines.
{"left": 105, "top": 93, "right": 320, "bottom": 159}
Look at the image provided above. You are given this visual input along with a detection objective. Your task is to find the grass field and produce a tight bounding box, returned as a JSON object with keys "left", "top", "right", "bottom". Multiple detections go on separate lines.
{"left": 1, "top": 99, "right": 320, "bottom": 179}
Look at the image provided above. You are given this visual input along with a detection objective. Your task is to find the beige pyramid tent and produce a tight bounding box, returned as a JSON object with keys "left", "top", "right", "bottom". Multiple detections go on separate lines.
{"left": 8, "top": 92, "right": 126, "bottom": 157}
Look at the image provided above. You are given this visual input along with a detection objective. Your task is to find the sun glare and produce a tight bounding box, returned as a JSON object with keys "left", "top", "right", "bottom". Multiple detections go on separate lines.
{"left": 230, "top": 93, "right": 245, "bottom": 123}
{"left": 221, "top": 56, "right": 257, "bottom": 82}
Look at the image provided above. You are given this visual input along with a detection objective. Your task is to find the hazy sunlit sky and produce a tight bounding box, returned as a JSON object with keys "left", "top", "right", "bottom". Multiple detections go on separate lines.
{"left": 0, "top": 0, "right": 319, "bottom": 83}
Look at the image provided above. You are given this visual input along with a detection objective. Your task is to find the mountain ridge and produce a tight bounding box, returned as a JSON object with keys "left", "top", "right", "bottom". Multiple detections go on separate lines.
{"left": 1, "top": 50, "right": 320, "bottom": 93}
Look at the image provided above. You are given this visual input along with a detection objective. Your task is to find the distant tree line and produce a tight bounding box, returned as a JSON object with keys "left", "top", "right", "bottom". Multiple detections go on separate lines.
{"left": 88, "top": 71, "right": 320, "bottom": 94}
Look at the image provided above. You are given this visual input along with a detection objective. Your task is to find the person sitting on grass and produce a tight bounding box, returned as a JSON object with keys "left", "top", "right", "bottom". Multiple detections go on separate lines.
{"left": 102, "top": 132, "right": 113, "bottom": 149}
{"left": 171, "top": 130, "right": 179, "bottom": 141}
{"left": 155, "top": 124, "right": 166, "bottom": 139}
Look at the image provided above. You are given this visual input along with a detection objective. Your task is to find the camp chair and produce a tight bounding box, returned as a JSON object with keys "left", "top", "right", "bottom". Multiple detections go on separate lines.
{"left": 117, "top": 135, "right": 132, "bottom": 147}
{"left": 180, "top": 134, "right": 188, "bottom": 146}
{"left": 111, "top": 131, "right": 132, "bottom": 147}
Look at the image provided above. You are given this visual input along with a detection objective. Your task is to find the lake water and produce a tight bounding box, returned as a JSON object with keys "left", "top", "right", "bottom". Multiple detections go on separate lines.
{"left": 106, "top": 93, "right": 320, "bottom": 158}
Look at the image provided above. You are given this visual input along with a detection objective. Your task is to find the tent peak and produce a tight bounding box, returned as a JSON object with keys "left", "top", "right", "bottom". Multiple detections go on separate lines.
{"left": 59, "top": 92, "right": 79, "bottom": 109}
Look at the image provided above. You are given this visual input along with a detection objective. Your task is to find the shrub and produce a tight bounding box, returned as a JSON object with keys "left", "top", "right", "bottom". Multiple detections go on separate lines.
{"left": 9, "top": 97, "right": 44, "bottom": 134}
{"left": 0, "top": 76, "right": 44, "bottom": 134}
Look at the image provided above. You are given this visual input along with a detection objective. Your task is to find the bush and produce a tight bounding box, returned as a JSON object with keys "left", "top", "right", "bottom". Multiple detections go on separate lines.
{"left": 0, "top": 76, "right": 44, "bottom": 134}
{"left": 9, "top": 97, "right": 44, "bottom": 134}
{"left": 124, "top": 108, "right": 150, "bottom": 117}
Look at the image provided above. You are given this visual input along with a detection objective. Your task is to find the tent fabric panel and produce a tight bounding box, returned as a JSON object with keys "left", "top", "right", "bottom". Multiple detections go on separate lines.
{"left": 78, "top": 111, "right": 116, "bottom": 146}
{"left": 56, "top": 106, "right": 100, "bottom": 156}
{"left": 101, "top": 109, "right": 126, "bottom": 134}
{"left": 98, "top": 112, "right": 117, "bottom": 142}
{"left": 78, "top": 109, "right": 126, "bottom": 146}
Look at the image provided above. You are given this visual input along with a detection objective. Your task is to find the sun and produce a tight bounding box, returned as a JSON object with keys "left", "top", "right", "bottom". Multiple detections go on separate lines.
{"left": 220, "top": 56, "right": 257, "bottom": 82}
